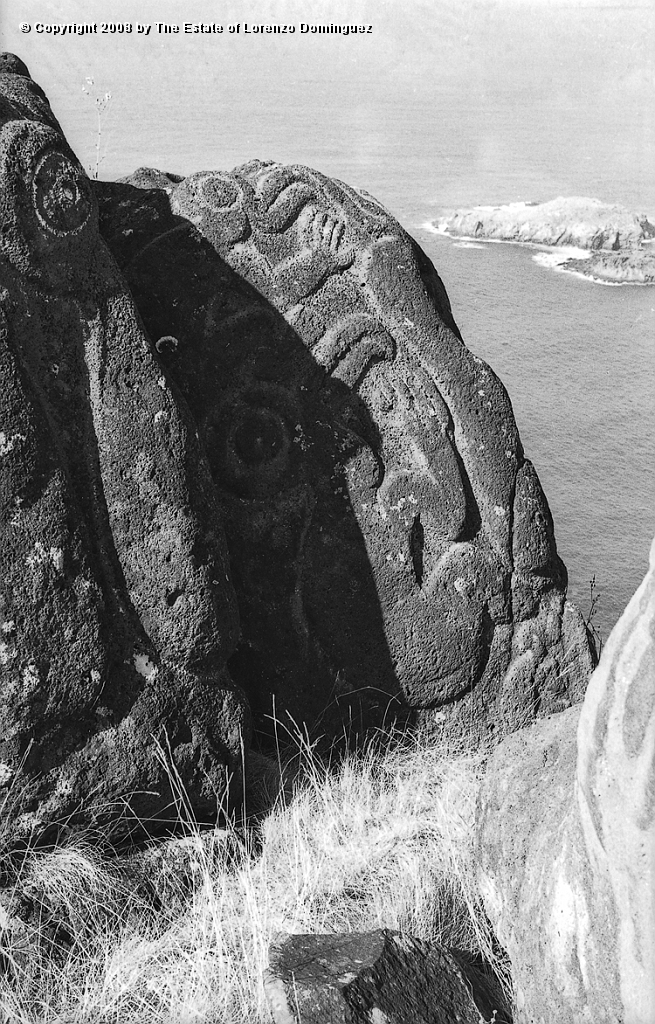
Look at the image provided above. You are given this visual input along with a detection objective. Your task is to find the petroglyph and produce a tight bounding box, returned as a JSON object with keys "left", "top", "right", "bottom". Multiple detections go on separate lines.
{"left": 97, "top": 157, "right": 595, "bottom": 744}
{"left": 0, "top": 58, "right": 248, "bottom": 836}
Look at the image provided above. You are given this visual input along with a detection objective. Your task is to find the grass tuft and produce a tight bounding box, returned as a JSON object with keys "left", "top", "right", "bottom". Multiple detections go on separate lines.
{"left": 0, "top": 723, "right": 511, "bottom": 1022}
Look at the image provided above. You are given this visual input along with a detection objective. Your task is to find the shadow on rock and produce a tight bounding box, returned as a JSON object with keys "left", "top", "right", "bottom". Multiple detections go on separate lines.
{"left": 97, "top": 159, "right": 596, "bottom": 759}
{"left": 0, "top": 59, "right": 247, "bottom": 842}
{"left": 0, "top": 52, "right": 597, "bottom": 844}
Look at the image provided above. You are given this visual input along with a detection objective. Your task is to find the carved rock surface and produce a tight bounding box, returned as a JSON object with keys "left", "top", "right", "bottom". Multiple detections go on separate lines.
{"left": 264, "top": 930, "right": 510, "bottom": 1024}
{"left": 96, "top": 161, "right": 595, "bottom": 748}
{"left": 476, "top": 537, "right": 655, "bottom": 1022}
{"left": 0, "top": 57, "right": 248, "bottom": 837}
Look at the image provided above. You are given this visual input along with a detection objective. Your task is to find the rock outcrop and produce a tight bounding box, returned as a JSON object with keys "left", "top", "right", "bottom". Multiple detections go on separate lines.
{"left": 475, "top": 537, "right": 655, "bottom": 1022}
{"left": 558, "top": 248, "right": 655, "bottom": 285}
{"left": 264, "top": 930, "right": 510, "bottom": 1023}
{"left": 96, "top": 162, "right": 595, "bottom": 750}
{"left": 0, "top": 59, "right": 249, "bottom": 838}
{"left": 0, "top": 51, "right": 596, "bottom": 839}
{"left": 434, "top": 197, "right": 655, "bottom": 251}
{"left": 435, "top": 197, "right": 655, "bottom": 285}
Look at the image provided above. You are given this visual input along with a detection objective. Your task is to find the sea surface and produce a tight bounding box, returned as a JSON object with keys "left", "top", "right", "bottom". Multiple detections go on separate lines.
{"left": 59, "top": 91, "right": 655, "bottom": 644}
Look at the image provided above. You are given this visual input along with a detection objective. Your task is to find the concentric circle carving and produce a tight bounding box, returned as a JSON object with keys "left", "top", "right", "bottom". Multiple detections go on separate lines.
{"left": 32, "top": 149, "right": 92, "bottom": 236}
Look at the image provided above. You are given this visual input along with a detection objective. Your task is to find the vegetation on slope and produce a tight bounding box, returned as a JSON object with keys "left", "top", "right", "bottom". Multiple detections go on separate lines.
{"left": 0, "top": 725, "right": 511, "bottom": 1022}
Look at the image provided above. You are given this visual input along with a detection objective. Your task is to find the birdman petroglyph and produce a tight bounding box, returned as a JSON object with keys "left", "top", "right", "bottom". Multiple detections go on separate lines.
{"left": 97, "top": 157, "right": 595, "bottom": 748}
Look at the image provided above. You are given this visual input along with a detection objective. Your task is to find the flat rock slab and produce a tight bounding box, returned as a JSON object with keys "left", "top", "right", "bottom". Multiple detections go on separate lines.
{"left": 264, "top": 929, "right": 510, "bottom": 1023}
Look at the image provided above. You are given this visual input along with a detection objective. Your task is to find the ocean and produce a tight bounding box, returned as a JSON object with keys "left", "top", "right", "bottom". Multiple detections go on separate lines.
{"left": 57, "top": 84, "right": 655, "bottom": 645}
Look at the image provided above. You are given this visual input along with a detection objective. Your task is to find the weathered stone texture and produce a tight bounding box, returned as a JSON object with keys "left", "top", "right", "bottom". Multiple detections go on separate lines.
{"left": 96, "top": 161, "right": 595, "bottom": 748}
{"left": 265, "top": 930, "right": 510, "bottom": 1023}
{"left": 0, "top": 58, "right": 248, "bottom": 837}
{"left": 1, "top": 50, "right": 597, "bottom": 839}
{"left": 476, "top": 537, "right": 655, "bottom": 1022}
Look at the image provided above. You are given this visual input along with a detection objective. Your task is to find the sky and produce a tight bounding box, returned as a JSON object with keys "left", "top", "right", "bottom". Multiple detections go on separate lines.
{"left": 1, "top": 0, "right": 653, "bottom": 195}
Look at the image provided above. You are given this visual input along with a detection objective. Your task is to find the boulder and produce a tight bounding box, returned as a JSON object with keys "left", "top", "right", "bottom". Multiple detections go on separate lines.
{"left": 264, "top": 930, "right": 510, "bottom": 1023}
{"left": 475, "top": 537, "right": 655, "bottom": 1022}
{"left": 0, "top": 56, "right": 249, "bottom": 839}
{"left": 95, "top": 161, "right": 595, "bottom": 749}
{"left": 0, "top": 49, "right": 597, "bottom": 843}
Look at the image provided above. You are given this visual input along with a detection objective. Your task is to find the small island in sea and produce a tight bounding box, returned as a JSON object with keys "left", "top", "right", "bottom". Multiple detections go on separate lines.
{"left": 433, "top": 196, "right": 655, "bottom": 284}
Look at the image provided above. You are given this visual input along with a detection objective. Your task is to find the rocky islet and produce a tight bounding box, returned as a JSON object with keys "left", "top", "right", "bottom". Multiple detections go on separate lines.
{"left": 434, "top": 196, "right": 655, "bottom": 284}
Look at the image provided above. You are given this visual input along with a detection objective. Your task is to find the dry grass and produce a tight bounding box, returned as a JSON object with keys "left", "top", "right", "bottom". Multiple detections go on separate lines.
{"left": 0, "top": 725, "right": 511, "bottom": 1023}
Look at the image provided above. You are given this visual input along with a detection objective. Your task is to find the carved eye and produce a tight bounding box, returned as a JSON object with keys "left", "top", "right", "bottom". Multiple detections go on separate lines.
{"left": 231, "top": 408, "right": 285, "bottom": 465}
{"left": 32, "top": 149, "right": 92, "bottom": 236}
{"left": 200, "top": 175, "right": 240, "bottom": 211}
{"left": 205, "top": 392, "right": 296, "bottom": 499}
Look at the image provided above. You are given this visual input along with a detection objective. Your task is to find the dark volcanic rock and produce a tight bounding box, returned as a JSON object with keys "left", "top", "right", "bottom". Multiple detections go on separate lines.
{"left": 475, "top": 537, "right": 655, "bottom": 1022}
{"left": 0, "top": 50, "right": 597, "bottom": 839}
{"left": 96, "top": 161, "right": 595, "bottom": 748}
{"left": 265, "top": 930, "right": 510, "bottom": 1023}
{"left": 0, "top": 57, "right": 249, "bottom": 838}
{"left": 117, "top": 166, "right": 184, "bottom": 192}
